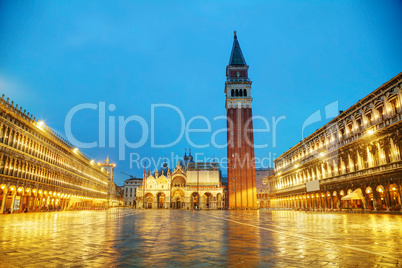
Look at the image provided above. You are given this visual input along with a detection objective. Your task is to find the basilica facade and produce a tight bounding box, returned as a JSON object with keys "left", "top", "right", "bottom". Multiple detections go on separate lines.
{"left": 136, "top": 152, "right": 225, "bottom": 209}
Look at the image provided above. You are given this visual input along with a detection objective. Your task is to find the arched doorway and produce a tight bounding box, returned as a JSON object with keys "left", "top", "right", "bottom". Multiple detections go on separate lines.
{"left": 376, "top": 185, "right": 386, "bottom": 211}
{"left": 260, "top": 201, "right": 265, "bottom": 208}
{"left": 389, "top": 184, "right": 401, "bottom": 210}
{"left": 204, "top": 192, "right": 213, "bottom": 209}
{"left": 157, "top": 192, "right": 165, "bottom": 209}
{"left": 365, "top": 187, "right": 374, "bottom": 210}
{"left": 191, "top": 192, "right": 199, "bottom": 209}
{"left": 174, "top": 198, "right": 183, "bottom": 209}
{"left": 144, "top": 193, "right": 153, "bottom": 209}
{"left": 172, "top": 190, "right": 185, "bottom": 209}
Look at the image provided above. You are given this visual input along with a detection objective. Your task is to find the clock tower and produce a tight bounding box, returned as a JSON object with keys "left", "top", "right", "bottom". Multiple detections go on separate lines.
{"left": 225, "top": 31, "right": 257, "bottom": 209}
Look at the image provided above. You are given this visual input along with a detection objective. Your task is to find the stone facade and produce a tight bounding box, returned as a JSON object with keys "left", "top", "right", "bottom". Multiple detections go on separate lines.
{"left": 123, "top": 177, "right": 142, "bottom": 206}
{"left": 136, "top": 152, "right": 224, "bottom": 209}
{"left": 0, "top": 94, "right": 115, "bottom": 213}
{"left": 269, "top": 73, "right": 402, "bottom": 212}
{"left": 256, "top": 168, "right": 274, "bottom": 208}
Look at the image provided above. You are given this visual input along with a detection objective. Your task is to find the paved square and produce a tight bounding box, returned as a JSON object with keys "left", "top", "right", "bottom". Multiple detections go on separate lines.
{"left": 0, "top": 209, "right": 401, "bottom": 267}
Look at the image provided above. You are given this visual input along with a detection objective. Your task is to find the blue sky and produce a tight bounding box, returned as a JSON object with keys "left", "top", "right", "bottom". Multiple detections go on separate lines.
{"left": 1, "top": 1, "right": 401, "bottom": 185}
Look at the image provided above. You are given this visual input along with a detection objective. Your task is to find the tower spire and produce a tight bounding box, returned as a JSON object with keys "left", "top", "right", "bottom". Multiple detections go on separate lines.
{"left": 229, "top": 31, "right": 246, "bottom": 66}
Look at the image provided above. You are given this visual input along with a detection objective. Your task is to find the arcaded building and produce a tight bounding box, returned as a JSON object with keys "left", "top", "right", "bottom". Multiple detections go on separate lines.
{"left": 0, "top": 95, "right": 116, "bottom": 213}
{"left": 269, "top": 73, "right": 402, "bottom": 212}
{"left": 136, "top": 151, "right": 224, "bottom": 209}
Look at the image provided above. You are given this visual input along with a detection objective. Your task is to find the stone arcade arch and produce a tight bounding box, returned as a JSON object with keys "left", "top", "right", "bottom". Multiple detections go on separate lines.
{"left": 388, "top": 184, "right": 401, "bottom": 210}
{"left": 172, "top": 189, "right": 185, "bottom": 209}
{"left": 203, "top": 192, "right": 213, "bottom": 209}
{"left": 144, "top": 193, "right": 153, "bottom": 209}
{"left": 191, "top": 192, "right": 200, "bottom": 209}
{"left": 157, "top": 192, "right": 166, "bottom": 209}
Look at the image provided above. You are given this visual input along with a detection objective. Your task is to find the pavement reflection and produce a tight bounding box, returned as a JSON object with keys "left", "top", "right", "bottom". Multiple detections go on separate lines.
{"left": 0, "top": 209, "right": 401, "bottom": 267}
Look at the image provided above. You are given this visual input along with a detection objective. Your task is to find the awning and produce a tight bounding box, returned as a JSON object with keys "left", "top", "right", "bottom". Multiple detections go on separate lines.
{"left": 341, "top": 189, "right": 365, "bottom": 201}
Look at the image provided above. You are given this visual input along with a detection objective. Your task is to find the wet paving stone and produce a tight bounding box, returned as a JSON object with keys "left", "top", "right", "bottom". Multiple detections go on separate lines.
{"left": 0, "top": 209, "right": 401, "bottom": 267}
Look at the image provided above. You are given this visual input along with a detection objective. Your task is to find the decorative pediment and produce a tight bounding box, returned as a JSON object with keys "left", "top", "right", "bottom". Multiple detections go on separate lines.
{"left": 174, "top": 162, "right": 185, "bottom": 174}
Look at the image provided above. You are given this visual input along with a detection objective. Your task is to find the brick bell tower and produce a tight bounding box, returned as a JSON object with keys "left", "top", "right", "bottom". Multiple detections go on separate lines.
{"left": 225, "top": 31, "right": 257, "bottom": 209}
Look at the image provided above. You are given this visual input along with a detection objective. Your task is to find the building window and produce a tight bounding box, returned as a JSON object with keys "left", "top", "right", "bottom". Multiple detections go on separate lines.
{"left": 244, "top": 89, "right": 247, "bottom": 97}
{"left": 232, "top": 177, "right": 235, "bottom": 180}
{"left": 231, "top": 89, "right": 234, "bottom": 97}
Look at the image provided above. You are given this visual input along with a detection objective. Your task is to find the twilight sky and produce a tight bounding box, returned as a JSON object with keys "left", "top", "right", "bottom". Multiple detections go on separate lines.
{"left": 1, "top": 1, "right": 401, "bottom": 186}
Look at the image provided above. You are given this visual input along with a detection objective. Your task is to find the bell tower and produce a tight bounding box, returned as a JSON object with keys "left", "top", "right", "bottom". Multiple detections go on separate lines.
{"left": 225, "top": 31, "right": 257, "bottom": 209}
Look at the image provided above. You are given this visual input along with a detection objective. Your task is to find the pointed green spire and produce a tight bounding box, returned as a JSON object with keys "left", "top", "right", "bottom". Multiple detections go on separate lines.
{"left": 229, "top": 31, "right": 246, "bottom": 66}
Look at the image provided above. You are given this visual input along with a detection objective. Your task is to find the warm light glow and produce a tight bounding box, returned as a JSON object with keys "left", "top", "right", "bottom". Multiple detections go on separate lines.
{"left": 320, "top": 152, "right": 325, "bottom": 157}
{"left": 18, "top": 188, "right": 22, "bottom": 192}
{"left": 73, "top": 148, "right": 79, "bottom": 154}
{"left": 392, "top": 187, "right": 396, "bottom": 191}
{"left": 367, "top": 129, "right": 374, "bottom": 135}
{"left": 37, "top": 120, "right": 45, "bottom": 130}
{"left": 1, "top": 186, "right": 4, "bottom": 189}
